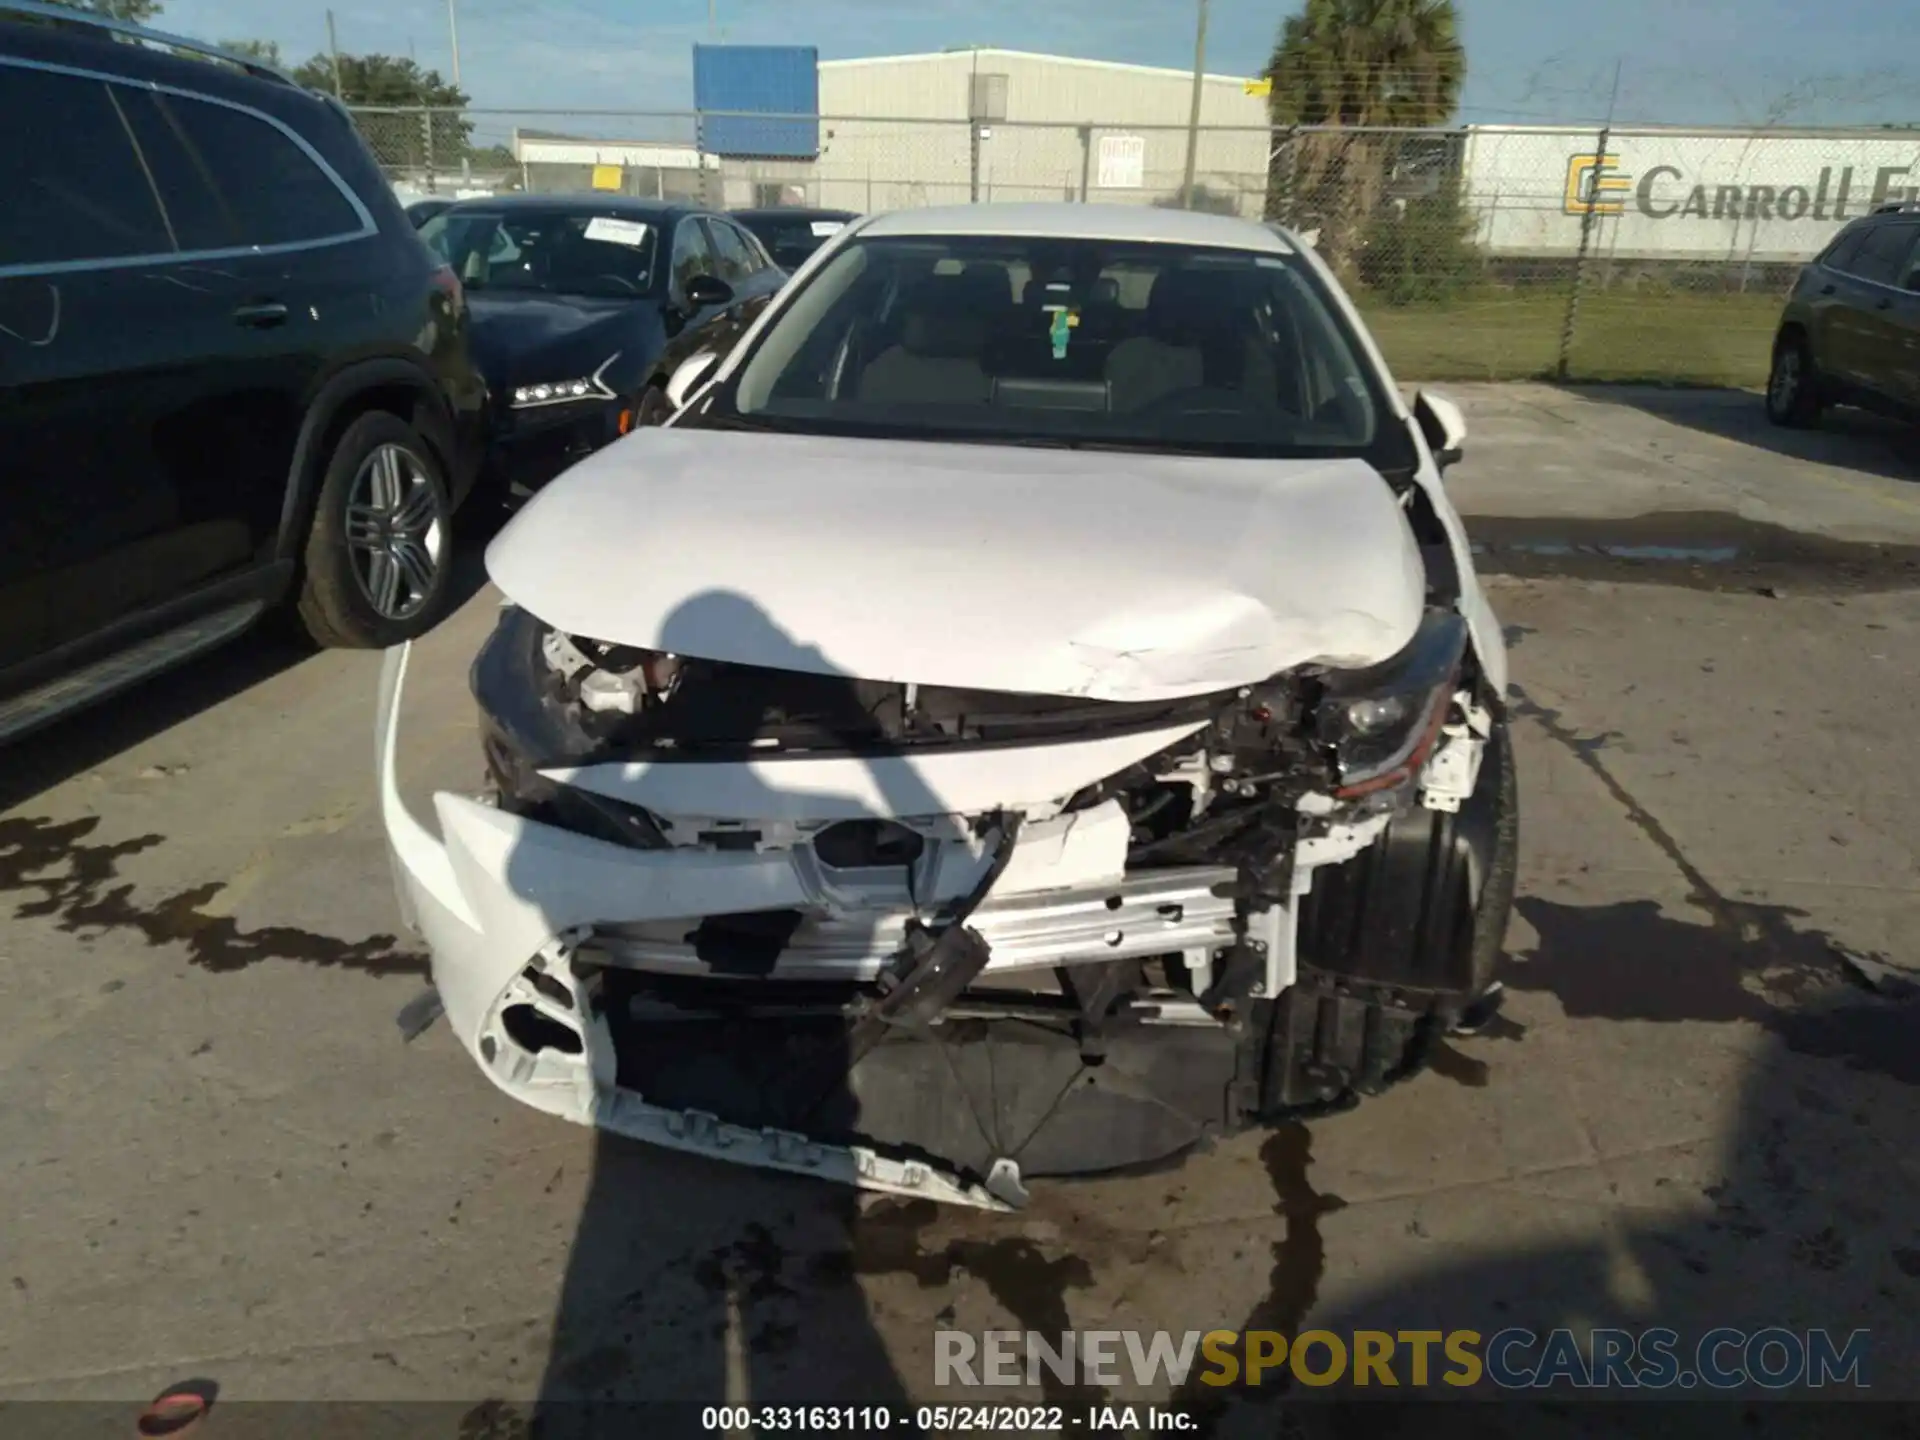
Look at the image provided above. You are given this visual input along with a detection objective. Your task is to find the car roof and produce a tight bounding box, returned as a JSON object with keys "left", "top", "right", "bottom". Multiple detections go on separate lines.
{"left": 732, "top": 207, "right": 859, "bottom": 222}
{"left": 439, "top": 192, "right": 693, "bottom": 222}
{"left": 854, "top": 202, "right": 1296, "bottom": 253}
{"left": 2, "top": 12, "right": 333, "bottom": 122}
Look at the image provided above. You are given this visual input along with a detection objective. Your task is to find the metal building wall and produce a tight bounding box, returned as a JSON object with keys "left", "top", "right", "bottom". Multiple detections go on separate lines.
{"left": 693, "top": 44, "right": 821, "bottom": 159}
{"left": 716, "top": 50, "right": 1273, "bottom": 216}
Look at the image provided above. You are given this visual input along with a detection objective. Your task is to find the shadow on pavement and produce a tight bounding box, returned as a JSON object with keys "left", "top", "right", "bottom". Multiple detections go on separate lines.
{"left": 1559, "top": 384, "right": 1920, "bottom": 483}
{"left": 496, "top": 592, "right": 963, "bottom": 1431}
{"left": 1258, "top": 896, "right": 1920, "bottom": 1439}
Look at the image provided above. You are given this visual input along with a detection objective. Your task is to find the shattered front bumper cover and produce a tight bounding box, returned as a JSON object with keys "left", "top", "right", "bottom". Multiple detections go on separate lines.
{"left": 376, "top": 643, "right": 1310, "bottom": 1210}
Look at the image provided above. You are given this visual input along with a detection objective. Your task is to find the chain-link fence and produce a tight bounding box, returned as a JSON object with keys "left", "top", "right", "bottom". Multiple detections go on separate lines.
{"left": 353, "top": 105, "right": 1920, "bottom": 388}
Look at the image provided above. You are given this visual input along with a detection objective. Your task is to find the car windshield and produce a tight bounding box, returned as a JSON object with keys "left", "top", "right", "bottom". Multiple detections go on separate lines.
{"left": 418, "top": 208, "right": 658, "bottom": 300}
{"left": 739, "top": 214, "right": 850, "bottom": 271}
{"left": 723, "top": 233, "right": 1394, "bottom": 459}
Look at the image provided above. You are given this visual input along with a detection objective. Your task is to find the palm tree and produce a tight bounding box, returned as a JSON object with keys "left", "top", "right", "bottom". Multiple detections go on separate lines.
{"left": 1263, "top": 0, "right": 1466, "bottom": 273}
{"left": 1267, "top": 0, "right": 1464, "bottom": 128}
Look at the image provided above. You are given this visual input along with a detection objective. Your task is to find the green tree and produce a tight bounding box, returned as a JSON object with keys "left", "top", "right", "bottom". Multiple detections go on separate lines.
{"left": 291, "top": 52, "right": 466, "bottom": 108}
{"left": 38, "top": 0, "right": 163, "bottom": 21}
{"left": 293, "top": 53, "right": 472, "bottom": 175}
{"left": 1267, "top": 0, "right": 1464, "bottom": 128}
{"left": 1263, "top": 0, "right": 1466, "bottom": 274}
{"left": 218, "top": 38, "right": 284, "bottom": 67}
{"left": 1357, "top": 181, "right": 1481, "bottom": 304}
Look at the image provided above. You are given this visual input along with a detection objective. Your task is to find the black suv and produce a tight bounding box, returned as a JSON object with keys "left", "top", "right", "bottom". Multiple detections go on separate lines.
{"left": 0, "top": 3, "right": 487, "bottom": 743}
{"left": 1767, "top": 202, "right": 1920, "bottom": 428}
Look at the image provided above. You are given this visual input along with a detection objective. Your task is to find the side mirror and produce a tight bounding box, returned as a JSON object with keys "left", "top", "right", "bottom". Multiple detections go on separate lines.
{"left": 664, "top": 350, "right": 720, "bottom": 411}
{"left": 1413, "top": 390, "right": 1467, "bottom": 471}
{"left": 683, "top": 273, "right": 734, "bottom": 309}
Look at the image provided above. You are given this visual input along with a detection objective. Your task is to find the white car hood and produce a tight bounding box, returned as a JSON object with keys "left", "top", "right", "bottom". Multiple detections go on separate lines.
{"left": 485, "top": 428, "right": 1426, "bottom": 703}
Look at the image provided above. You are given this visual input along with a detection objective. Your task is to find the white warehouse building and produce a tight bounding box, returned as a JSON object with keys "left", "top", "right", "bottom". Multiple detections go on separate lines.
{"left": 773, "top": 49, "right": 1275, "bottom": 216}
{"left": 510, "top": 48, "right": 1274, "bottom": 217}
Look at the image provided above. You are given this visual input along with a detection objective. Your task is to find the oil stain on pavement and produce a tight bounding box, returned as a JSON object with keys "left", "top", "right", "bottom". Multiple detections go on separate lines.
{"left": 1471, "top": 511, "right": 1920, "bottom": 594}
{"left": 0, "top": 813, "right": 427, "bottom": 977}
{"left": 825, "top": 1197, "right": 1105, "bottom": 1410}
{"left": 1165, "top": 1123, "right": 1347, "bottom": 1433}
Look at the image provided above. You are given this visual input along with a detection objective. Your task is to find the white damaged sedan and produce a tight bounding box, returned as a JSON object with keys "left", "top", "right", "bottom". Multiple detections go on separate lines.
{"left": 377, "top": 204, "right": 1517, "bottom": 1210}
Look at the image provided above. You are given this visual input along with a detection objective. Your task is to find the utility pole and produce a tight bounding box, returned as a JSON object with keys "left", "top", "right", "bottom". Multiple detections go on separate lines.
{"left": 1180, "top": 0, "right": 1210, "bottom": 208}
{"left": 326, "top": 9, "right": 344, "bottom": 98}
{"left": 969, "top": 48, "right": 982, "bottom": 204}
{"left": 446, "top": 0, "right": 462, "bottom": 87}
{"left": 708, "top": 0, "right": 716, "bottom": 40}
{"left": 1555, "top": 59, "right": 1622, "bottom": 380}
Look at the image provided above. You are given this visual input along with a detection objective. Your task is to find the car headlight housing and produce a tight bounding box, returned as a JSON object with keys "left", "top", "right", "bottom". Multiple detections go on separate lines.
{"left": 511, "top": 352, "right": 621, "bottom": 409}
{"left": 1314, "top": 611, "right": 1468, "bottom": 798}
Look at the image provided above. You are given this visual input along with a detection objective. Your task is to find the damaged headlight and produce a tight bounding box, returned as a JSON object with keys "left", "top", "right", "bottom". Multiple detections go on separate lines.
{"left": 472, "top": 607, "right": 673, "bottom": 849}
{"left": 1315, "top": 611, "right": 1468, "bottom": 798}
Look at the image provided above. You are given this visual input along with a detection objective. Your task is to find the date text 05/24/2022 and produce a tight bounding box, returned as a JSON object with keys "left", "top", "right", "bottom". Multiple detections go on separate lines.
{"left": 701, "top": 1406, "right": 1195, "bottom": 1432}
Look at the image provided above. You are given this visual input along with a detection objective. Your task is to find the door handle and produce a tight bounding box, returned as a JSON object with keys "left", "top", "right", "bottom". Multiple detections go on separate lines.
{"left": 232, "top": 301, "right": 288, "bottom": 328}
{"left": 1875, "top": 297, "right": 1894, "bottom": 311}
{"left": 1818, "top": 283, "right": 1835, "bottom": 296}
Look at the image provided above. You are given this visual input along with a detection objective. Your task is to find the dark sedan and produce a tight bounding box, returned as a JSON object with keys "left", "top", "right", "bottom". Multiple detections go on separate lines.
{"left": 732, "top": 206, "right": 858, "bottom": 273}
{"left": 418, "top": 194, "right": 786, "bottom": 500}
{"left": 405, "top": 197, "right": 455, "bottom": 228}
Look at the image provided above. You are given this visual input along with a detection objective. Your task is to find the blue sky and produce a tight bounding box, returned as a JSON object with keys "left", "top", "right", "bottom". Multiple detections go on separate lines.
{"left": 162, "top": 0, "right": 1916, "bottom": 129}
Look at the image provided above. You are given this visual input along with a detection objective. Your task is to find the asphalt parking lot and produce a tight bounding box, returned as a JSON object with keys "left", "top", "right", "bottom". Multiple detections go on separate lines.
{"left": 3, "top": 383, "right": 1918, "bottom": 1432}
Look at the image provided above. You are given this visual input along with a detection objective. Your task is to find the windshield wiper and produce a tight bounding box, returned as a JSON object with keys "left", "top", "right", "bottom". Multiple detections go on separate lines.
{"left": 922, "top": 434, "right": 1227, "bottom": 456}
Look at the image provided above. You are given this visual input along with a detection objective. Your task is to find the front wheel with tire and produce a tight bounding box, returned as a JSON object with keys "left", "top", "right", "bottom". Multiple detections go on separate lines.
{"left": 1766, "top": 334, "right": 1824, "bottom": 428}
{"left": 1251, "top": 719, "right": 1519, "bottom": 1115}
{"left": 295, "top": 411, "right": 454, "bottom": 649}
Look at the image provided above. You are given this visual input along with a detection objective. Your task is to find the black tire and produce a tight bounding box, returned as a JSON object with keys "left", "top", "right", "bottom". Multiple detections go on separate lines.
{"left": 294, "top": 411, "right": 455, "bottom": 649}
{"left": 1765, "top": 332, "right": 1824, "bottom": 428}
{"left": 1252, "top": 720, "right": 1519, "bottom": 1115}
{"left": 634, "top": 383, "right": 676, "bottom": 427}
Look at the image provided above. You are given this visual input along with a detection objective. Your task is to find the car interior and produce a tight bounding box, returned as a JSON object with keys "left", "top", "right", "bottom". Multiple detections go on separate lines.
{"left": 425, "top": 212, "right": 658, "bottom": 297}
{"left": 756, "top": 243, "right": 1375, "bottom": 445}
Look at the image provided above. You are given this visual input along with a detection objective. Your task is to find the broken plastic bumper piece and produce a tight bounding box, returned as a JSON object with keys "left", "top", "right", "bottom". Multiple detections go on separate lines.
{"left": 375, "top": 644, "right": 1245, "bottom": 1209}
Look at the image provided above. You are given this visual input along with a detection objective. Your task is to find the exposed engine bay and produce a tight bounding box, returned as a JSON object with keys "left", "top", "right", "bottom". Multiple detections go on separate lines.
{"left": 374, "top": 594, "right": 1508, "bottom": 1209}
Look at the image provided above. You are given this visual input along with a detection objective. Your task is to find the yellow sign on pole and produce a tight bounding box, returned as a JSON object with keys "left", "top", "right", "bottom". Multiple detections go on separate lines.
{"left": 591, "top": 163, "right": 624, "bottom": 191}
{"left": 1243, "top": 77, "right": 1272, "bottom": 96}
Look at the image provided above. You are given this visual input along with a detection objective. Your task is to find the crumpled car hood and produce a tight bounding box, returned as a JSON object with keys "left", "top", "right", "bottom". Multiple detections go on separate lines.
{"left": 485, "top": 428, "right": 1426, "bottom": 702}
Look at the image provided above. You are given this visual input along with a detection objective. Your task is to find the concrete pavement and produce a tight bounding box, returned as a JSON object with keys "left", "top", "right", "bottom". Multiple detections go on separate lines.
{"left": 1, "top": 385, "right": 1915, "bottom": 1433}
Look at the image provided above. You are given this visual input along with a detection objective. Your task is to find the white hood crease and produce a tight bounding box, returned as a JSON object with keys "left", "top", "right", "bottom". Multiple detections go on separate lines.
{"left": 486, "top": 428, "right": 1428, "bottom": 701}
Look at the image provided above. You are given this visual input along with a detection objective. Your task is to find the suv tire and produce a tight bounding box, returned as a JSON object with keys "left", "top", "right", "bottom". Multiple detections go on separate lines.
{"left": 296, "top": 411, "right": 455, "bottom": 649}
{"left": 1252, "top": 720, "right": 1519, "bottom": 1114}
{"left": 1766, "top": 333, "right": 1824, "bottom": 428}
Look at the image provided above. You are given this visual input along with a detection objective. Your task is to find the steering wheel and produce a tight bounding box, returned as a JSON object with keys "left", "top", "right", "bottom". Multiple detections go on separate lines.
{"left": 593, "top": 274, "right": 642, "bottom": 294}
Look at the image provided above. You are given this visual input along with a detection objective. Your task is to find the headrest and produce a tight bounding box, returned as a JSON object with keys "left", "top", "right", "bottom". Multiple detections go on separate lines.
{"left": 1146, "top": 267, "right": 1244, "bottom": 329}
{"left": 901, "top": 311, "right": 988, "bottom": 357}
{"left": 895, "top": 274, "right": 997, "bottom": 356}
{"left": 956, "top": 263, "right": 1015, "bottom": 306}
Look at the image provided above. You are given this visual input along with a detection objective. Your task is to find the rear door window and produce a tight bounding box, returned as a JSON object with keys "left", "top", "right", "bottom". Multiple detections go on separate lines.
{"left": 129, "top": 90, "right": 364, "bottom": 251}
{"left": 0, "top": 64, "right": 173, "bottom": 269}
{"left": 701, "top": 218, "right": 757, "bottom": 284}
{"left": 1818, "top": 225, "right": 1867, "bottom": 273}
{"left": 1843, "top": 222, "right": 1919, "bottom": 287}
